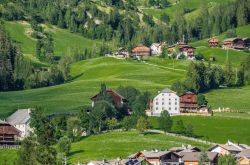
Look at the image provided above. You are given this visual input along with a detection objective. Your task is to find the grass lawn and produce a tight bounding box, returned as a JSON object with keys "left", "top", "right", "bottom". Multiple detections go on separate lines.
{"left": 205, "top": 85, "right": 250, "bottom": 112}
{"left": 150, "top": 115, "right": 250, "bottom": 145}
{"left": 68, "top": 131, "right": 210, "bottom": 163}
{"left": 0, "top": 149, "right": 18, "bottom": 165}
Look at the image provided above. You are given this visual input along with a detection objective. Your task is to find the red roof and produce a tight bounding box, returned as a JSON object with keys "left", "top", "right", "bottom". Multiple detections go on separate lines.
{"left": 132, "top": 45, "right": 150, "bottom": 53}
{"left": 208, "top": 37, "right": 219, "bottom": 43}
{"left": 0, "top": 123, "right": 20, "bottom": 135}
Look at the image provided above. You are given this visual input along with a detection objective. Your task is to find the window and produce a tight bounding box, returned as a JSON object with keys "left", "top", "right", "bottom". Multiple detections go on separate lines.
{"left": 169, "top": 102, "right": 171, "bottom": 105}
{"left": 162, "top": 102, "right": 164, "bottom": 105}
{"left": 156, "top": 102, "right": 158, "bottom": 105}
{"left": 169, "top": 107, "right": 171, "bottom": 110}
{"left": 156, "top": 107, "right": 158, "bottom": 110}
{"left": 175, "top": 107, "right": 177, "bottom": 110}
{"left": 175, "top": 102, "right": 177, "bottom": 105}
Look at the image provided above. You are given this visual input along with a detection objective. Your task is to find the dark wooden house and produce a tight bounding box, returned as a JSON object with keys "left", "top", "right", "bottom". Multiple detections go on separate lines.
{"left": 0, "top": 120, "right": 20, "bottom": 145}
{"left": 243, "top": 38, "right": 250, "bottom": 48}
{"left": 91, "top": 89, "right": 128, "bottom": 108}
{"left": 180, "top": 92, "right": 199, "bottom": 112}
{"left": 208, "top": 37, "right": 219, "bottom": 47}
{"left": 223, "top": 38, "right": 245, "bottom": 49}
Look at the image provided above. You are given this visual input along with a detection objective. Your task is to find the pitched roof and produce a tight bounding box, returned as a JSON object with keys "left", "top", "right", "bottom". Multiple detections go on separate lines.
{"left": 208, "top": 37, "right": 219, "bottom": 42}
{"left": 0, "top": 122, "right": 21, "bottom": 135}
{"left": 6, "top": 109, "right": 31, "bottom": 125}
{"left": 209, "top": 144, "right": 242, "bottom": 152}
{"left": 161, "top": 88, "right": 174, "bottom": 93}
{"left": 140, "top": 150, "right": 170, "bottom": 158}
{"left": 132, "top": 45, "right": 150, "bottom": 53}
{"left": 130, "top": 150, "right": 170, "bottom": 159}
{"left": 181, "top": 152, "right": 218, "bottom": 162}
{"left": 223, "top": 38, "right": 242, "bottom": 42}
{"left": 236, "top": 149, "right": 250, "bottom": 158}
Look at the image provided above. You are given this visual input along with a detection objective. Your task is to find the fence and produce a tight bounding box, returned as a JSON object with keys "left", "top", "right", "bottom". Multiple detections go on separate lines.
{"left": 0, "top": 145, "right": 20, "bottom": 149}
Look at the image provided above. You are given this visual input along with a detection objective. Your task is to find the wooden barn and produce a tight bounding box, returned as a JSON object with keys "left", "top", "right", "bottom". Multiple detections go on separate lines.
{"left": 90, "top": 89, "right": 128, "bottom": 108}
{"left": 0, "top": 120, "right": 20, "bottom": 145}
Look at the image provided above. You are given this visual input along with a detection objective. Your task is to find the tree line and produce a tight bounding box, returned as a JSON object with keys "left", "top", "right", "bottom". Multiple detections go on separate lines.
{"left": 0, "top": 0, "right": 249, "bottom": 49}
{"left": 171, "top": 56, "right": 250, "bottom": 94}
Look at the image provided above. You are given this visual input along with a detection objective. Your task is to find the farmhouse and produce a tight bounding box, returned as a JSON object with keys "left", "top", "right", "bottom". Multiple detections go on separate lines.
{"left": 131, "top": 44, "right": 150, "bottom": 60}
{"left": 223, "top": 38, "right": 245, "bottom": 49}
{"left": 237, "top": 157, "right": 250, "bottom": 165}
{"left": 0, "top": 120, "right": 20, "bottom": 145}
{"left": 87, "top": 158, "right": 148, "bottom": 165}
{"left": 180, "top": 152, "right": 218, "bottom": 165}
{"left": 150, "top": 42, "right": 166, "bottom": 55}
{"left": 6, "top": 109, "right": 32, "bottom": 138}
{"left": 91, "top": 89, "right": 128, "bottom": 108}
{"left": 169, "top": 145, "right": 201, "bottom": 154}
{"left": 209, "top": 140, "right": 250, "bottom": 156}
{"left": 180, "top": 92, "right": 208, "bottom": 113}
{"left": 129, "top": 150, "right": 182, "bottom": 165}
{"left": 114, "top": 48, "right": 129, "bottom": 59}
{"left": 149, "top": 88, "right": 180, "bottom": 116}
{"left": 243, "top": 38, "right": 250, "bottom": 48}
{"left": 168, "top": 42, "right": 196, "bottom": 60}
{"left": 208, "top": 37, "right": 220, "bottom": 47}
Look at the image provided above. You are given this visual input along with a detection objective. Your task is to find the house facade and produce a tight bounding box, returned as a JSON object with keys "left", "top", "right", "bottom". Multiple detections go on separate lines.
{"left": 0, "top": 120, "right": 20, "bottom": 145}
{"left": 180, "top": 92, "right": 199, "bottom": 113}
{"left": 209, "top": 140, "right": 250, "bottom": 156}
{"left": 150, "top": 42, "right": 166, "bottom": 55}
{"left": 6, "top": 109, "right": 32, "bottom": 138}
{"left": 130, "top": 150, "right": 182, "bottom": 165}
{"left": 223, "top": 38, "right": 245, "bottom": 49}
{"left": 167, "top": 42, "right": 196, "bottom": 60}
{"left": 115, "top": 48, "right": 129, "bottom": 59}
{"left": 131, "top": 44, "right": 151, "bottom": 60}
{"left": 181, "top": 152, "right": 218, "bottom": 165}
{"left": 243, "top": 38, "right": 250, "bottom": 48}
{"left": 208, "top": 37, "right": 219, "bottom": 47}
{"left": 150, "top": 88, "right": 180, "bottom": 116}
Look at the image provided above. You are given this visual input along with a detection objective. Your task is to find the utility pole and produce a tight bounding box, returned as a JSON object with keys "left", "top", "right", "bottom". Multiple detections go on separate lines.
{"left": 235, "top": 68, "right": 238, "bottom": 84}
{"left": 64, "top": 156, "right": 67, "bottom": 165}
{"left": 226, "top": 48, "right": 229, "bottom": 61}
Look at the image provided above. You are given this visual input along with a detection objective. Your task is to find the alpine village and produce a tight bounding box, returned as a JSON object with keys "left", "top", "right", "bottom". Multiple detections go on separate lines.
{"left": 0, "top": 0, "right": 250, "bottom": 165}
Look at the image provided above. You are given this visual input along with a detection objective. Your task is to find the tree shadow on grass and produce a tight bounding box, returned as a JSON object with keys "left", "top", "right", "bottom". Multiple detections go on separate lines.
{"left": 68, "top": 72, "right": 84, "bottom": 82}
{"left": 68, "top": 149, "right": 85, "bottom": 156}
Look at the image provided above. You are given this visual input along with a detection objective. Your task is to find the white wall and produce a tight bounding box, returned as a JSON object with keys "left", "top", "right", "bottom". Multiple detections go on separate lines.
{"left": 15, "top": 123, "right": 31, "bottom": 138}
{"left": 152, "top": 92, "right": 180, "bottom": 116}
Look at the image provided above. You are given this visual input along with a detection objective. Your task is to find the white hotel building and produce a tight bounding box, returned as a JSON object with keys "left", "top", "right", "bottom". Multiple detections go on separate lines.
{"left": 150, "top": 88, "right": 180, "bottom": 116}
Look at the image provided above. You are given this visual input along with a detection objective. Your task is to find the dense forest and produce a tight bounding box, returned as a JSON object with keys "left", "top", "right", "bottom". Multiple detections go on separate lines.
{"left": 0, "top": 0, "right": 249, "bottom": 47}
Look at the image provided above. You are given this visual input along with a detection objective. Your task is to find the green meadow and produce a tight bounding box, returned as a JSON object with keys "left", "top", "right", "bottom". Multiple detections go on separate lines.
{"left": 4, "top": 21, "right": 102, "bottom": 57}
{"left": 150, "top": 115, "right": 250, "bottom": 145}
{"left": 68, "top": 131, "right": 210, "bottom": 163}
{"left": 142, "top": 0, "right": 233, "bottom": 20}
{"left": 0, "top": 131, "right": 210, "bottom": 164}
{"left": 0, "top": 57, "right": 185, "bottom": 117}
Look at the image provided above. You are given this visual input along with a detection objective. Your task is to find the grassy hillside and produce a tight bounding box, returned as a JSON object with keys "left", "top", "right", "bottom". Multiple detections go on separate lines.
{"left": 0, "top": 131, "right": 210, "bottom": 164}
{"left": 205, "top": 85, "right": 250, "bottom": 112}
{"left": 69, "top": 131, "right": 210, "bottom": 163}
{"left": 151, "top": 116, "right": 250, "bottom": 145}
{"left": 5, "top": 21, "right": 102, "bottom": 57}
{"left": 191, "top": 24, "right": 250, "bottom": 47}
{"left": 0, "top": 57, "right": 185, "bottom": 117}
{"left": 142, "top": 0, "right": 233, "bottom": 20}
